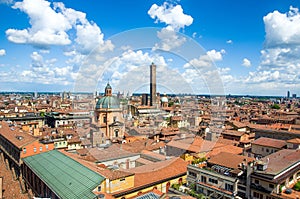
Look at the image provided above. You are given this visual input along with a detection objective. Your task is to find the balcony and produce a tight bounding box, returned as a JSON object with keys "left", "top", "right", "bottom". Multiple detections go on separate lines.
{"left": 250, "top": 183, "right": 272, "bottom": 194}
{"left": 188, "top": 165, "right": 238, "bottom": 183}
{"left": 197, "top": 181, "right": 234, "bottom": 198}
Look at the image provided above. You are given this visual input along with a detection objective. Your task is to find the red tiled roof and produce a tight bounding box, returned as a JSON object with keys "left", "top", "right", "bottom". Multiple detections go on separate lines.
{"left": 258, "top": 149, "right": 300, "bottom": 176}
{"left": 61, "top": 150, "right": 134, "bottom": 180}
{"left": 141, "top": 150, "right": 166, "bottom": 161}
{"left": 122, "top": 140, "right": 165, "bottom": 153}
{"left": 0, "top": 121, "right": 38, "bottom": 148}
{"left": 125, "top": 158, "right": 188, "bottom": 187}
{"left": 287, "top": 138, "right": 300, "bottom": 144}
{"left": 231, "top": 121, "right": 248, "bottom": 129}
{"left": 207, "top": 145, "right": 243, "bottom": 158}
{"left": 222, "top": 130, "right": 244, "bottom": 137}
{"left": 252, "top": 137, "right": 286, "bottom": 149}
{"left": 208, "top": 152, "right": 254, "bottom": 169}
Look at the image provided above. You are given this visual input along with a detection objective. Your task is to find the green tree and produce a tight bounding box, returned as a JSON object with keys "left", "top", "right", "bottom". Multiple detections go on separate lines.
{"left": 271, "top": 104, "right": 280, "bottom": 109}
{"left": 293, "top": 181, "right": 300, "bottom": 191}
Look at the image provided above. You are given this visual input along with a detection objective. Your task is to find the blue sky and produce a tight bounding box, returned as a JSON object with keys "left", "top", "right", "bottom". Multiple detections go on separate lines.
{"left": 0, "top": 0, "right": 300, "bottom": 96}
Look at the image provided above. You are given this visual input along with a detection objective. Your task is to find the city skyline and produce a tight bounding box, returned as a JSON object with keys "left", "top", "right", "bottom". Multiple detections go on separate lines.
{"left": 0, "top": 0, "right": 300, "bottom": 96}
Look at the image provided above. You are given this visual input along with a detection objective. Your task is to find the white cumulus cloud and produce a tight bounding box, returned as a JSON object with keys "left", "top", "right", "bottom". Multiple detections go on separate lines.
{"left": 6, "top": 0, "right": 113, "bottom": 54}
{"left": 0, "top": 49, "right": 6, "bottom": 56}
{"left": 148, "top": 2, "right": 193, "bottom": 51}
{"left": 264, "top": 6, "right": 300, "bottom": 47}
{"left": 75, "top": 22, "right": 114, "bottom": 54}
{"left": 242, "top": 58, "right": 251, "bottom": 67}
{"left": 16, "top": 51, "right": 77, "bottom": 85}
{"left": 6, "top": 0, "right": 72, "bottom": 46}
{"left": 148, "top": 2, "right": 193, "bottom": 31}
{"left": 184, "top": 49, "right": 225, "bottom": 68}
{"left": 243, "top": 6, "right": 300, "bottom": 95}
{"left": 153, "top": 28, "right": 186, "bottom": 51}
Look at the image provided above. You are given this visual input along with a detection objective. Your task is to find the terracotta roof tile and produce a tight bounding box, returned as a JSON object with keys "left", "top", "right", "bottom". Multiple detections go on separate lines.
{"left": 287, "top": 138, "right": 300, "bottom": 144}
{"left": 0, "top": 121, "right": 38, "bottom": 148}
{"left": 207, "top": 145, "right": 243, "bottom": 158}
{"left": 208, "top": 152, "right": 254, "bottom": 169}
{"left": 222, "top": 130, "right": 244, "bottom": 137}
{"left": 61, "top": 150, "right": 134, "bottom": 181}
{"left": 258, "top": 149, "right": 300, "bottom": 176}
{"left": 252, "top": 137, "right": 286, "bottom": 149}
{"left": 123, "top": 158, "right": 188, "bottom": 187}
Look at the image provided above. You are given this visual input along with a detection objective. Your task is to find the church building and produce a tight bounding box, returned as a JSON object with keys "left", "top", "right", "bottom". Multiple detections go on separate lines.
{"left": 94, "top": 83, "right": 125, "bottom": 143}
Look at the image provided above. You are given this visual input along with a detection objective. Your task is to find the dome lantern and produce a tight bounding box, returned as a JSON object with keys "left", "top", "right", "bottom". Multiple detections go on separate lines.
{"left": 105, "top": 82, "right": 112, "bottom": 96}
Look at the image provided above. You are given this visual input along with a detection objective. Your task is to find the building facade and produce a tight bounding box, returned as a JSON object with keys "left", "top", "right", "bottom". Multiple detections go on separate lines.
{"left": 94, "top": 83, "right": 125, "bottom": 143}
{"left": 187, "top": 152, "right": 254, "bottom": 199}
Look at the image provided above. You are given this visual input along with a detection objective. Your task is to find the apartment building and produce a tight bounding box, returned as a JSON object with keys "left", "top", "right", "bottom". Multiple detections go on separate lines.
{"left": 250, "top": 149, "right": 300, "bottom": 199}
{"left": 187, "top": 152, "right": 254, "bottom": 199}
{"left": 187, "top": 149, "right": 300, "bottom": 199}
{"left": 0, "top": 121, "right": 54, "bottom": 178}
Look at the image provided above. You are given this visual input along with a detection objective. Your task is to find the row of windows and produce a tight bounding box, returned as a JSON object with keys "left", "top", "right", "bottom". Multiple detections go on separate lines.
{"left": 54, "top": 141, "right": 66, "bottom": 146}
{"left": 0, "top": 135, "right": 21, "bottom": 160}
{"left": 253, "top": 191, "right": 276, "bottom": 199}
{"left": 253, "top": 191, "right": 263, "bottom": 199}
{"left": 208, "top": 178, "right": 218, "bottom": 184}
{"left": 238, "top": 185, "right": 246, "bottom": 191}
{"left": 23, "top": 145, "right": 49, "bottom": 154}
{"left": 254, "top": 179, "right": 274, "bottom": 189}
{"left": 225, "top": 183, "right": 233, "bottom": 191}
{"left": 101, "top": 116, "right": 118, "bottom": 123}
{"left": 188, "top": 171, "right": 197, "bottom": 178}
{"left": 261, "top": 147, "right": 277, "bottom": 153}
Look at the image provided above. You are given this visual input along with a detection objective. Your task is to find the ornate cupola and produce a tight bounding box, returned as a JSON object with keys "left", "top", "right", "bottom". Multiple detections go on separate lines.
{"left": 105, "top": 82, "right": 112, "bottom": 96}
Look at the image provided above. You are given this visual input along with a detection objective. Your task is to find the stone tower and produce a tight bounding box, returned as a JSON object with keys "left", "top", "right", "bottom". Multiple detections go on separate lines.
{"left": 150, "top": 62, "right": 156, "bottom": 106}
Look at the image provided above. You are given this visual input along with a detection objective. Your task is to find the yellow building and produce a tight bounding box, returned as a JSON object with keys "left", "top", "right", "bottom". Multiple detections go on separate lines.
{"left": 97, "top": 170, "right": 135, "bottom": 194}
{"left": 110, "top": 158, "right": 188, "bottom": 199}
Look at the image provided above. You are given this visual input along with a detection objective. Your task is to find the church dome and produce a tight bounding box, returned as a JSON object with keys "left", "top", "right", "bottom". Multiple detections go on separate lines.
{"left": 96, "top": 96, "right": 120, "bottom": 109}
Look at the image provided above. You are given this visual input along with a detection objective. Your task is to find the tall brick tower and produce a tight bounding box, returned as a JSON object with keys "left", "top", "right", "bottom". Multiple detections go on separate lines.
{"left": 150, "top": 62, "right": 156, "bottom": 106}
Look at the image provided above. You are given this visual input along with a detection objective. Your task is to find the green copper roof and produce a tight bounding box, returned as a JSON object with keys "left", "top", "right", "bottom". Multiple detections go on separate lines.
{"left": 105, "top": 82, "right": 112, "bottom": 89}
{"left": 23, "top": 150, "right": 105, "bottom": 199}
{"left": 96, "top": 96, "right": 120, "bottom": 109}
